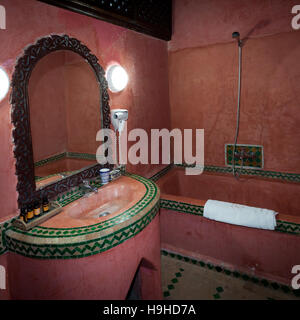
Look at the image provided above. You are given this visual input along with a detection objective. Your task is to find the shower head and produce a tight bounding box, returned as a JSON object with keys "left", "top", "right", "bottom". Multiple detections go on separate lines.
{"left": 232, "top": 32, "right": 242, "bottom": 47}
{"left": 232, "top": 31, "right": 240, "bottom": 39}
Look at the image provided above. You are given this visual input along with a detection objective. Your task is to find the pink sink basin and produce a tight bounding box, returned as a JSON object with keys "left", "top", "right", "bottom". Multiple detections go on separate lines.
{"left": 41, "top": 176, "right": 146, "bottom": 228}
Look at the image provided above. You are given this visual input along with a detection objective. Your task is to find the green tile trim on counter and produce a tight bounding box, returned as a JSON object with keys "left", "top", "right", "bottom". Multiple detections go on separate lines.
{"left": 9, "top": 174, "right": 157, "bottom": 238}
{"left": 0, "top": 175, "right": 118, "bottom": 256}
{"left": 4, "top": 173, "right": 160, "bottom": 259}
{"left": 161, "top": 249, "right": 300, "bottom": 298}
{"left": 5, "top": 203, "right": 159, "bottom": 260}
{"left": 0, "top": 218, "right": 15, "bottom": 255}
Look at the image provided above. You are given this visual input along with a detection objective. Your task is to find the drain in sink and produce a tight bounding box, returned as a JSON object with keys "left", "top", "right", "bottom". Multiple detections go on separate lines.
{"left": 98, "top": 211, "right": 111, "bottom": 217}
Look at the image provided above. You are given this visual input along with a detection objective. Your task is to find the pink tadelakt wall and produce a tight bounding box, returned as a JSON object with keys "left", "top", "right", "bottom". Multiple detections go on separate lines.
{"left": 163, "top": 0, "right": 300, "bottom": 286}
{"left": 0, "top": 0, "right": 170, "bottom": 299}
{"left": 0, "top": 0, "right": 170, "bottom": 221}
{"left": 169, "top": 0, "right": 300, "bottom": 173}
{"left": 158, "top": 168, "right": 300, "bottom": 284}
{"left": 29, "top": 50, "right": 101, "bottom": 162}
{"left": 1, "top": 0, "right": 300, "bottom": 299}
{"left": 29, "top": 51, "right": 68, "bottom": 162}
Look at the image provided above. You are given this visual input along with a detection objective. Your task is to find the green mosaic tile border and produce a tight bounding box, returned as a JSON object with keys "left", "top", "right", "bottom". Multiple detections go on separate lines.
{"left": 0, "top": 218, "right": 15, "bottom": 255}
{"left": 161, "top": 249, "right": 300, "bottom": 298}
{"left": 153, "top": 165, "right": 300, "bottom": 236}
{"left": 174, "top": 164, "right": 300, "bottom": 183}
{"left": 159, "top": 198, "right": 300, "bottom": 236}
{"left": 0, "top": 179, "right": 105, "bottom": 256}
{"left": 160, "top": 199, "right": 203, "bottom": 216}
{"left": 34, "top": 152, "right": 96, "bottom": 168}
{"left": 35, "top": 171, "right": 77, "bottom": 183}
{"left": 5, "top": 203, "right": 159, "bottom": 260}
{"left": 7, "top": 173, "right": 158, "bottom": 238}
{"left": 275, "top": 220, "right": 300, "bottom": 235}
{"left": 150, "top": 164, "right": 173, "bottom": 182}
{"left": 34, "top": 152, "right": 67, "bottom": 168}
{"left": 225, "top": 144, "right": 263, "bottom": 169}
{"left": 67, "top": 152, "right": 96, "bottom": 161}
{"left": 4, "top": 173, "right": 160, "bottom": 259}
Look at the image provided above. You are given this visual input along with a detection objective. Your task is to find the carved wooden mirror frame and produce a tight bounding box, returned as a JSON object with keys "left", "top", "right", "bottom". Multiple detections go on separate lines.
{"left": 11, "top": 34, "right": 111, "bottom": 207}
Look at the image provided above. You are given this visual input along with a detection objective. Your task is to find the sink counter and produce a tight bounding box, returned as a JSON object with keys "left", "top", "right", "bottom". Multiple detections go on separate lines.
{"left": 5, "top": 173, "right": 160, "bottom": 260}
{"left": 5, "top": 173, "right": 162, "bottom": 299}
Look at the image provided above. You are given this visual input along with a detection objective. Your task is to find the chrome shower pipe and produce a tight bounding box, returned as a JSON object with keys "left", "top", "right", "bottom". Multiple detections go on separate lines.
{"left": 232, "top": 35, "right": 243, "bottom": 179}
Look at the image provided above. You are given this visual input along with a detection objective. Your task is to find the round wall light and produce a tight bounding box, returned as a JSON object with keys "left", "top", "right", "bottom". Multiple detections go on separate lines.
{"left": 106, "top": 64, "right": 128, "bottom": 93}
{"left": 0, "top": 67, "right": 9, "bottom": 102}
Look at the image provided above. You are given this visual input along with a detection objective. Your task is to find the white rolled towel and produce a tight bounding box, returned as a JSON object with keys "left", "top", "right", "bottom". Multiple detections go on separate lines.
{"left": 203, "top": 200, "right": 278, "bottom": 230}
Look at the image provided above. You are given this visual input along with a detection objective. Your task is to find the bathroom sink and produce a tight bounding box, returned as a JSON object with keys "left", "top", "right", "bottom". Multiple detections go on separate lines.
{"left": 40, "top": 175, "right": 146, "bottom": 228}
{"left": 69, "top": 199, "right": 131, "bottom": 219}
{"left": 5, "top": 173, "right": 160, "bottom": 260}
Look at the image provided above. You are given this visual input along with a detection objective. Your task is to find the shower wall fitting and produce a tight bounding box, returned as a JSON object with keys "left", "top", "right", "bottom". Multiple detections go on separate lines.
{"left": 225, "top": 145, "right": 264, "bottom": 169}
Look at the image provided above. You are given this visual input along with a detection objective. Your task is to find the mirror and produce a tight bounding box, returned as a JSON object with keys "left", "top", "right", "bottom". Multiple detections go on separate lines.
{"left": 11, "top": 35, "right": 111, "bottom": 206}
{"left": 28, "top": 50, "right": 101, "bottom": 189}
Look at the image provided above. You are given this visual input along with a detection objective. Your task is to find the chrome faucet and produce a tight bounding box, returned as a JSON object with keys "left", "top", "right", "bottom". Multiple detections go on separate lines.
{"left": 81, "top": 180, "right": 98, "bottom": 194}
{"left": 234, "top": 149, "right": 255, "bottom": 160}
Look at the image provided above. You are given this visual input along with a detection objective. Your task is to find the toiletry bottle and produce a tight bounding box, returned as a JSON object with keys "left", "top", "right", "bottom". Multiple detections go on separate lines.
{"left": 19, "top": 207, "right": 27, "bottom": 222}
{"left": 27, "top": 203, "right": 34, "bottom": 220}
{"left": 34, "top": 200, "right": 41, "bottom": 217}
{"left": 42, "top": 196, "right": 49, "bottom": 213}
{"left": 22, "top": 207, "right": 28, "bottom": 223}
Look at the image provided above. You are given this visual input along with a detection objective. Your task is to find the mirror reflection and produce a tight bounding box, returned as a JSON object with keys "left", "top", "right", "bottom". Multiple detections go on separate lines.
{"left": 28, "top": 50, "right": 101, "bottom": 189}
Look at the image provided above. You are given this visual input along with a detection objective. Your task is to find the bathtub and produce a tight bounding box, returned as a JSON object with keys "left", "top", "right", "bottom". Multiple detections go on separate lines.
{"left": 157, "top": 166, "right": 300, "bottom": 285}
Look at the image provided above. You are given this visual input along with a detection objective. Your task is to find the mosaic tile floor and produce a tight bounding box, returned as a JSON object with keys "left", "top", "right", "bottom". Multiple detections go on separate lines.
{"left": 161, "top": 254, "right": 300, "bottom": 300}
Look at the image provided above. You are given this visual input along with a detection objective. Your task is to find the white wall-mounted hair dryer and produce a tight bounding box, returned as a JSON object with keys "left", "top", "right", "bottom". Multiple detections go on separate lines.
{"left": 111, "top": 109, "right": 128, "bottom": 133}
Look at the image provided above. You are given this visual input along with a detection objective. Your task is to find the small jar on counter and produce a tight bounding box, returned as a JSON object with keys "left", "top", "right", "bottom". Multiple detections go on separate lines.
{"left": 27, "top": 203, "right": 34, "bottom": 221}
{"left": 19, "top": 207, "right": 27, "bottom": 223}
{"left": 42, "top": 197, "right": 49, "bottom": 213}
{"left": 34, "top": 200, "right": 41, "bottom": 217}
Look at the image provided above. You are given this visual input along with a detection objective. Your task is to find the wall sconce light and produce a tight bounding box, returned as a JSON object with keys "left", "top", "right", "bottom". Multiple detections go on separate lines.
{"left": 106, "top": 64, "right": 128, "bottom": 93}
{"left": 0, "top": 67, "right": 9, "bottom": 102}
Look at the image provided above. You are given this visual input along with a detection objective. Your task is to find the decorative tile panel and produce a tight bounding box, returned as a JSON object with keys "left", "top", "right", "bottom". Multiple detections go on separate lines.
{"left": 225, "top": 144, "right": 264, "bottom": 169}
